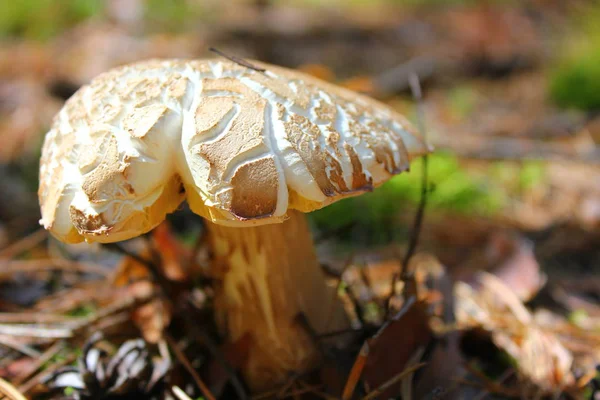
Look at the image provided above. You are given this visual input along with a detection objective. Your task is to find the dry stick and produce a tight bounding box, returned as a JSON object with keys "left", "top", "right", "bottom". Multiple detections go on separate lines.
{"left": 102, "top": 242, "right": 162, "bottom": 281}
{"left": 172, "top": 385, "right": 194, "bottom": 400}
{"left": 472, "top": 368, "right": 514, "bottom": 400}
{"left": 0, "top": 377, "right": 27, "bottom": 400}
{"left": 279, "top": 383, "right": 326, "bottom": 400}
{"left": 0, "top": 324, "right": 72, "bottom": 339}
{"left": 0, "top": 259, "right": 110, "bottom": 278}
{"left": 297, "top": 381, "right": 339, "bottom": 400}
{"left": 165, "top": 334, "right": 217, "bottom": 400}
{"left": 0, "top": 313, "right": 80, "bottom": 324}
{"left": 182, "top": 298, "right": 248, "bottom": 400}
{"left": 19, "top": 352, "right": 77, "bottom": 394}
{"left": 461, "top": 363, "right": 521, "bottom": 398}
{"left": 0, "top": 229, "right": 47, "bottom": 259}
{"left": 362, "top": 362, "right": 427, "bottom": 400}
{"left": 400, "top": 346, "right": 426, "bottom": 400}
{"left": 276, "top": 375, "right": 301, "bottom": 398}
{"left": 251, "top": 381, "right": 321, "bottom": 400}
{"left": 386, "top": 72, "right": 430, "bottom": 315}
{"left": 0, "top": 335, "right": 40, "bottom": 357}
{"left": 209, "top": 47, "right": 266, "bottom": 73}
{"left": 341, "top": 341, "right": 370, "bottom": 400}
{"left": 13, "top": 340, "right": 65, "bottom": 385}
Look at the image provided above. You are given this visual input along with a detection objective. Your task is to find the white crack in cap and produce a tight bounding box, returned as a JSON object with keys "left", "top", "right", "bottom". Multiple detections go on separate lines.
{"left": 38, "top": 58, "right": 430, "bottom": 243}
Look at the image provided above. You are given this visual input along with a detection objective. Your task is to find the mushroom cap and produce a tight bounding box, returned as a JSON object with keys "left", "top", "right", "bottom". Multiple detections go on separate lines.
{"left": 39, "top": 59, "right": 430, "bottom": 243}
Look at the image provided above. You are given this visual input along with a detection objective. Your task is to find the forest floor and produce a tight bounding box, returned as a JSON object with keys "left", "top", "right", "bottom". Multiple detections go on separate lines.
{"left": 0, "top": 1, "right": 599, "bottom": 399}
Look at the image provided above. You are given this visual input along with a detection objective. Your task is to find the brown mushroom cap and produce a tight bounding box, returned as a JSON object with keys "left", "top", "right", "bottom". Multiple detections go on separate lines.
{"left": 38, "top": 59, "right": 430, "bottom": 243}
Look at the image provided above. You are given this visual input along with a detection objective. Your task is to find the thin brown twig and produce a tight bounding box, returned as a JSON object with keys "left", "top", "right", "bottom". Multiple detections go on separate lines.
{"left": 166, "top": 334, "right": 217, "bottom": 400}
{"left": 281, "top": 383, "right": 326, "bottom": 399}
{"left": 19, "top": 352, "right": 77, "bottom": 394}
{"left": 209, "top": 47, "right": 266, "bottom": 72}
{"left": 362, "top": 362, "right": 427, "bottom": 400}
{"left": 0, "top": 259, "right": 110, "bottom": 278}
{"left": 296, "top": 381, "right": 338, "bottom": 400}
{"left": 0, "top": 335, "right": 41, "bottom": 357}
{"left": 472, "top": 368, "right": 514, "bottom": 400}
{"left": 0, "top": 229, "right": 47, "bottom": 260}
{"left": 341, "top": 341, "right": 370, "bottom": 400}
{"left": 386, "top": 71, "right": 430, "bottom": 316}
{"left": 400, "top": 346, "right": 426, "bottom": 400}
{"left": 13, "top": 340, "right": 65, "bottom": 385}
{"left": 461, "top": 363, "right": 521, "bottom": 397}
{"left": 251, "top": 378, "right": 315, "bottom": 400}
{"left": 276, "top": 375, "right": 301, "bottom": 398}
{"left": 401, "top": 72, "right": 429, "bottom": 281}
{"left": 102, "top": 242, "right": 163, "bottom": 282}
{"left": 0, "top": 312, "right": 80, "bottom": 324}
{"left": 182, "top": 299, "right": 248, "bottom": 400}
{"left": 309, "top": 389, "right": 342, "bottom": 400}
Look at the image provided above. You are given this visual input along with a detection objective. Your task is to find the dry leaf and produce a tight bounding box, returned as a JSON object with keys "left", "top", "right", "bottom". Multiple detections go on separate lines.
{"left": 455, "top": 272, "right": 577, "bottom": 393}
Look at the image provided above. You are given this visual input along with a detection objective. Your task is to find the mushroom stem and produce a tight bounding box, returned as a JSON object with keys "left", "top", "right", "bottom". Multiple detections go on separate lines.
{"left": 205, "top": 210, "right": 349, "bottom": 391}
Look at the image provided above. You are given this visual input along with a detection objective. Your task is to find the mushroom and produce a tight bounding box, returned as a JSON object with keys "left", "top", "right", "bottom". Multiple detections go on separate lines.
{"left": 38, "top": 59, "right": 430, "bottom": 390}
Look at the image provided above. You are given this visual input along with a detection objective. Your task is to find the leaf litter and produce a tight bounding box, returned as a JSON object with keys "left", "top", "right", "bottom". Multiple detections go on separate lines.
{"left": 0, "top": 1, "right": 599, "bottom": 399}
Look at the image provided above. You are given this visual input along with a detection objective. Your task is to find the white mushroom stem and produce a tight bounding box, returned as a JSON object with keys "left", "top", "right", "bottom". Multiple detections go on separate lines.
{"left": 205, "top": 210, "right": 349, "bottom": 391}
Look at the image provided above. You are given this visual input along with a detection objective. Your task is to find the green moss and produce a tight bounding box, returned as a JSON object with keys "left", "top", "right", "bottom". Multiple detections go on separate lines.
{"left": 144, "top": 0, "right": 206, "bottom": 33}
{"left": 310, "top": 153, "right": 545, "bottom": 245}
{"left": 0, "top": 0, "right": 103, "bottom": 40}
{"left": 68, "top": 303, "right": 96, "bottom": 318}
{"left": 549, "top": 6, "right": 600, "bottom": 111}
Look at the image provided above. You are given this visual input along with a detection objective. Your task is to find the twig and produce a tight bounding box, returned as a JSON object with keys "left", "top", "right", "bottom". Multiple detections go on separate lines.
{"left": 401, "top": 73, "right": 429, "bottom": 280}
{"left": 209, "top": 47, "right": 266, "bottom": 73}
{"left": 400, "top": 346, "right": 426, "bottom": 400}
{"left": 362, "top": 362, "right": 426, "bottom": 400}
{"left": 103, "top": 241, "right": 172, "bottom": 300}
{"left": 0, "top": 312, "right": 80, "bottom": 324}
{"left": 0, "top": 229, "right": 47, "bottom": 259}
{"left": 386, "top": 71, "right": 430, "bottom": 315}
{"left": 19, "top": 352, "right": 77, "bottom": 394}
{"left": 0, "top": 324, "right": 73, "bottom": 339}
{"left": 281, "top": 383, "right": 325, "bottom": 399}
{"left": 296, "top": 381, "right": 339, "bottom": 400}
{"left": 102, "top": 242, "right": 159, "bottom": 277}
{"left": 183, "top": 299, "right": 249, "bottom": 400}
{"left": 461, "top": 363, "right": 520, "bottom": 397}
{"left": 13, "top": 340, "right": 65, "bottom": 385}
{"left": 172, "top": 385, "right": 194, "bottom": 400}
{"left": 251, "top": 382, "right": 325, "bottom": 400}
{"left": 0, "top": 335, "right": 41, "bottom": 357}
{"left": 0, "top": 377, "right": 27, "bottom": 400}
{"left": 316, "top": 327, "right": 365, "bottom": 339}
{"left": 341, "top": 342, "right": 370, "bottom": 400}
{"left": 276, "top": 374, "right": 300, "bottom": 398}
{"left": 0, "top": 259, "right": 110, "bottom": 278}
{"left": 166, "top": 334, "right": 217, "bottom": 400}
{"left": 371, "top": 55, "right": 437, "bottom": 97}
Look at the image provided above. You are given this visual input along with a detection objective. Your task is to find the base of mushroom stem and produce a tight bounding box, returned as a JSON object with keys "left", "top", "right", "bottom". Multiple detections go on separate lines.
{"left": 204, "top": 210, "right": 350, "bottom": 391}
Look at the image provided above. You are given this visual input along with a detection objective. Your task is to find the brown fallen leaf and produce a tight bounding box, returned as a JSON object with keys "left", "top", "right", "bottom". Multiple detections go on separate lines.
{"left": 455, "top": 272, "right": 578, "bottom": 395}
{"left": 361, "top": 298, "right": 432, "bottom": 399}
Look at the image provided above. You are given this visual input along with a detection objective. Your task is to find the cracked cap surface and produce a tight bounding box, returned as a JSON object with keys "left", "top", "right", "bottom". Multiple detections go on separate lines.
{"left": 38, "top": 58, "right": 430, "bottom": 243}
